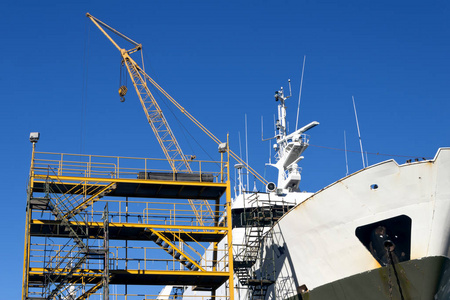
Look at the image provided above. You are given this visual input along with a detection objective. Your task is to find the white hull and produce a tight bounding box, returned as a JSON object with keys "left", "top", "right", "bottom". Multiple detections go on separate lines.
{"left": 263, "top": 147, "right": 450, "bottom": 298}
{"left": 181, "top": 148, "right": 450, "bottom": 299}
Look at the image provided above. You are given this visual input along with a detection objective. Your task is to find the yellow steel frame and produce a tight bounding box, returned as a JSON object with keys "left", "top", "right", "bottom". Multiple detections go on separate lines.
{"left": 29, "top": 267, "right": 230, "bottom": 278}
{"left": 31, "top": 219, "right": 228, "bottom": 233}
{"left": 22, "top": 142, "right": 36, "bottom": 299}
{"left": 24, "top": 144, "right": 235, "bottom": 299}
{"left": 225, "top": 136, "right": 234, "bottom": 297}
{"left": 33, "top": 174, "right": 226, "bottom": 187}
{"left": 32, "top": 151, "right": 226, "bottom": 182}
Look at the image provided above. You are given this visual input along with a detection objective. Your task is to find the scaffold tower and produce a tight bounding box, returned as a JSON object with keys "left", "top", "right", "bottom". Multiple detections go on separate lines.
{"left": 22, "top": 137, "right": 234, "bottom": 300}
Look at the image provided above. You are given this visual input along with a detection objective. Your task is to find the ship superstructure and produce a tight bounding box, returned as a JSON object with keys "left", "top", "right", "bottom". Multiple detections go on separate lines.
{"left": 268, "top": 85, "right": 319, "bottom": 193}
{"left": 180, "top": 85, "right": 320, "bottom": 299}
{"left": 181, "top": 84, "right": 450, "bottom": 300}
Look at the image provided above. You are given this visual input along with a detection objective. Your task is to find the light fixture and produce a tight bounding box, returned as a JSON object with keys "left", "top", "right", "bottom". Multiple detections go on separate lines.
{"left": 218, "top": 142, "right": 227, "bottom": 153}
{"left": 266, "top": 182, "right": 276, "bottom": 192}
{"left": 29, "top": 132, "right": 40, "bottom": 143}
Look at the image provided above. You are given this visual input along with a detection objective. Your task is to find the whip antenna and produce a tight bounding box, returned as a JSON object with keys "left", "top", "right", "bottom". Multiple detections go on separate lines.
{"left": 295, "top": 55, "right": 306, "bottom": 130}
{"left": 352, "top": 96, "right": 366, "bottom": 168}
{"left": 344, "top": 130, "right": 349, "bottom": 176}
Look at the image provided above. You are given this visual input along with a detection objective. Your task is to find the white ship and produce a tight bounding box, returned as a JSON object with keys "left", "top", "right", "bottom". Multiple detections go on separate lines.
{"left": 178, "top": 85, "right": 450, "bottom": 300}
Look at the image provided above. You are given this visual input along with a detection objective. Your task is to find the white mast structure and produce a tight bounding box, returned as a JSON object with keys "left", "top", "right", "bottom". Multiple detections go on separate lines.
{"left": 268, "top": 85, "right": 319, "bottom": 192}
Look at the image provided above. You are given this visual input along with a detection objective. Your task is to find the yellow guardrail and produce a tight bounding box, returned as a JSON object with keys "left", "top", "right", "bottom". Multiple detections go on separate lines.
{"left": 32, "top": 151, "right": 228, "bottom": 182}
{"left": 33, "top": 198, "right": 227, "bottom": 227}
{"left": 29, "top": 243, "right": 229, "bottom": 273}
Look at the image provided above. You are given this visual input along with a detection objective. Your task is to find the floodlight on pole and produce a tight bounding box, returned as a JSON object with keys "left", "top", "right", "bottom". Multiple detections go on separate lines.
{"left": 218, "top": 142, "right": 228, "bottom": 153}
{"left": 29, "top": 132, "right": 40, "bottom": 144}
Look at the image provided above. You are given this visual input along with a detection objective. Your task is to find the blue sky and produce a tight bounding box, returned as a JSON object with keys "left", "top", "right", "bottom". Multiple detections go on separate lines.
{"left": 1, "top": 1, "right": 450, "bottom": 297}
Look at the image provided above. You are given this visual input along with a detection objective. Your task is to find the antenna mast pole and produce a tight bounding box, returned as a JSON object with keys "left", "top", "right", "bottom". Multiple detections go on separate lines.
{"left": 344, "top": 130, "right": 349, "bottom": 176}
{"left": 245, "top": 114, "right": 249, "bottom": 190}
{"left": 352, "top": 95, "right": 365, "bottom": 168}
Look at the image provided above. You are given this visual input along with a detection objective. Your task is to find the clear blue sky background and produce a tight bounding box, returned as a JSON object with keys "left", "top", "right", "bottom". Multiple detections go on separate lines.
{"left": 1, "top": 0, "right": 449, "bottom": 297}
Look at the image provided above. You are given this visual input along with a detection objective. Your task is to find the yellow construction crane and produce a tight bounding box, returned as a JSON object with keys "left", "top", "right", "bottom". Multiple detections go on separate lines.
{"left": 86, "top": 13, "right": 267, "bottom": 185}
{"left": 87, "top": 13, "right": 191, "bottom": 172}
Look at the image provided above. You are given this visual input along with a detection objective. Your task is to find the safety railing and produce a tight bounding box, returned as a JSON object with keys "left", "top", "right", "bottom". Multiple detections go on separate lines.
{"left": 29, "top": 243, "right": 113, "bottom": 271}
{"left": 83, "top": 293, "right": 231, "bottom": 300}
{"left": 32, "top": 151, "right": 228, "bottom": 183}
{"left": 29, "top": 243, "right": 229, "bottom": 273}
{"left": 108, "top": 245, "right": 230, "bottom": 272}
{"left": 32, "top": 198, "right": 228, "bottom": 228}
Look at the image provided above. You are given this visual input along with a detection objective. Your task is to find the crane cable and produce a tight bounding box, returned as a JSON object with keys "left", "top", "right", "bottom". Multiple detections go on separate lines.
{"left": 139, "top": 50, "right": 202, "bottom": 160}
{"left": 80, "top": 18, "right": 91, "bottom": 155}
{"left": 141, "top": 71, "right": 268, "bottom": 185}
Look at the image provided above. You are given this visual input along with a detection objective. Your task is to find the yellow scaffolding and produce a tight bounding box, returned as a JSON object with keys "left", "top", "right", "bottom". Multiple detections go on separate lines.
{"left": 23, "top": 148, "right": 234, "bottom": 299}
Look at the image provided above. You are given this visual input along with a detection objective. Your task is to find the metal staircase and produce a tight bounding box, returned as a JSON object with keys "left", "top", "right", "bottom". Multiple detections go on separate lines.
{"left": 234, "top": 195, "right": 294, "bottom": 299}
{"left": 146, "top": 228, "right": 204, "bottom": 272}
{"left": 27, "top": 173, "right": 111, "bottom": 300}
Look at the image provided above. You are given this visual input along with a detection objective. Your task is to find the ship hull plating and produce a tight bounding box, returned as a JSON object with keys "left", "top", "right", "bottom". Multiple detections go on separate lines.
{"left": 290, "top": 256, "right": 450, "bottom": 300}
{"left": 259, "top": 148, "right": 450, "bottom": 300}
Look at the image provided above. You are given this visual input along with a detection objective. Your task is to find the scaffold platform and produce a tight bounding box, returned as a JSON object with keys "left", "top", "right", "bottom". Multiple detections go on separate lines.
{"left": 23, "top": 150, "right": 234, "bottom": 300}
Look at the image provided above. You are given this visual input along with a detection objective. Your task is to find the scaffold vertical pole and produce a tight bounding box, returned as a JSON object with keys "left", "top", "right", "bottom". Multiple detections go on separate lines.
{"left": 22, "top": 141, "right": 36, "bottom": 300}
{"left": 103, "top": 204, "right": 110, "bottom": 300}
{"left": 226, "top": 134, "right": 235, "bottom": 300}
{"left": 22, "top": 192, "right": 31, "bottom": 300}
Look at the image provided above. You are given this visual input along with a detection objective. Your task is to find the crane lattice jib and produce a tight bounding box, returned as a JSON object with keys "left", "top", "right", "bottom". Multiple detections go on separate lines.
{"left": 86, "top": 14, "right": 215, "bottom": 226}
{"left": 86, "top": 13, "right": 190, "bottom": 172}
{"left": 86, "top": 13, "right": 267, "bottom": 185}
{"left": 121, "top": 52, "right": 191, "bottom": 172}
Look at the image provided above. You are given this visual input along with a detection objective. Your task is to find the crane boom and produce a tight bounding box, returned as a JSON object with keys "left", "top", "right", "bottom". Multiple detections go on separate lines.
{"left": 87, "top": 13, "right": 190, "bottom": 172}
{"left": 122, "top": 53, "right": 192, "bottom": 172}
{"left": 86, "top": 13, "right": 267, "bottom": 185}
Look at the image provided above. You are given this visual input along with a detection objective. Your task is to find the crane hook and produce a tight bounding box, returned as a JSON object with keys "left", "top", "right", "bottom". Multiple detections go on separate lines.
{"left": 119, "top": 85, "right": 127, "bottom": 102}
